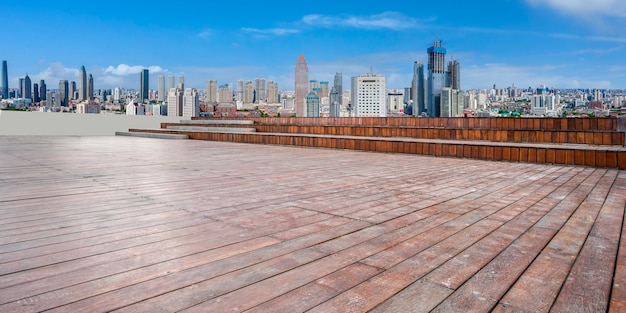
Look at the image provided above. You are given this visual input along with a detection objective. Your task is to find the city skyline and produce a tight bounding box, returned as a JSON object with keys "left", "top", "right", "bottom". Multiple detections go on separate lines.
{"left": 1, "top": 0, "right": 625, "bottom": 91}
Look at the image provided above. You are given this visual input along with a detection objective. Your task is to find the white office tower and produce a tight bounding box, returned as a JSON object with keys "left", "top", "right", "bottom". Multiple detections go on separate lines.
{"left": 157, "top": 75, "right": 165, "bottom": 102}
{"left": 113, "top": 87, "right": 121, "bottom": 102}
{"left": 183, "top": 88, "right": 199, "bottom": 117}
{"left": 351, "top": 73, "right": 387, "bottom": 117}
{"left": 206, "top": 80, "right": 217, "bottom": 102}
{"left": 167, "top": 88, "right": 183, "bottom": 116}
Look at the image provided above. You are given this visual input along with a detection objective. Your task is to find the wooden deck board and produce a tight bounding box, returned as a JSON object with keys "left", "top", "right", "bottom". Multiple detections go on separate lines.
{"left": 0, "top": 136, "right": 623, "bottom": 313}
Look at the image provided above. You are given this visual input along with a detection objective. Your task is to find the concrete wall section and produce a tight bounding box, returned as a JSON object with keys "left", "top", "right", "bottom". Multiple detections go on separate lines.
{"left": 0, "top": 111, "right": 185, "bottom": 136}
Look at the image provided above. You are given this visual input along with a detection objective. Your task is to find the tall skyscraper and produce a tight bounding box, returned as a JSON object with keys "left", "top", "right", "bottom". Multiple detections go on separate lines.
{"left": 69, "top": 81, "right": 77, "bottom": 100}
{"left": 305, "top": 91, "right": 320, "bottom": 117}
{"left": 294, "top": 54, "right": 309, "bottom": 117}
{"left": 33, "top": 83, "right": 40, "bottom": 102}
{"left": 243, "top": 81, "right": 254, "bottom": 104}
{"left": 448, "top": 59, "right": 461, "bottom": 90}
{"left": 267, "top": 81, "right": 279, "bottom": 104}
{"left": 168, "top": 75, "right": 175, "bottom": 90}
{"left": 183, "top": 88, "right": 199, "bottom": 117}
{"left": 333, "top": 73, "right": 343, "bottom": 102}
{"left": 329, "top": 87, "right": 340, "bottom": 117}
{"left": 178, "top": 75, "right": 184, "bottom": 90}
{"left": 140, "top": 69, "right": 149, "bottom": 102}
{"left": 39, "top": 80, "right": 46, "bottom": 101}
{"left": 157, "top": 75, "right": 165, "bottom": 102}
{"left": 206, "top": 80, "right": 217, "bottom": 102}
{"left": 59, "top": 80, "right": 69, "bottom": 107}
{"left": 236, "top": 80, "right": 244, "bottom": 102}
{"left": 427, "top": 40, "right": 447, "bottom": 117}
{"left": 18, "top": 78, "right": 24, "bottom": 98}
{"left": 87, "top": 74, "right": 94, "bottom": 100}
{"left": 412, "top": 61, "right": 426, "bottom": 116}
{"left": 351, "top": 73, "right": 387, "bottom": 117}
{"left": 253, "top": 78, "right": 266, "bottom": 103}
{"left": 1, "top": 60, "right": 8, "bottom": 99}
{"left": 319, "top": 81, "right": 329, "bottom": 99}
{"left": 22, "top": 75, "right": 32, "bottom": 100}
{"left": 79, "top": 66, "right": 87, "bottom": 101}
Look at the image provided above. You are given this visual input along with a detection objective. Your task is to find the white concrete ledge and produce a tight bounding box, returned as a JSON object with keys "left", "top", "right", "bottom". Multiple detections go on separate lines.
{"left": 115, "top": 131, "right": 189, "bottom": 139}
{"left": 181, "top": 119, "right": 254, "bottom": 125}
{"left": 166, "top": 126, "right": 256, "bottom": 132}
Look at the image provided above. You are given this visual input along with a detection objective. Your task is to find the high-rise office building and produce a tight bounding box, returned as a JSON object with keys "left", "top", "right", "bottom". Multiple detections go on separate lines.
{"left": 59, "top": 80, "right": 69, "bottom": 107}
{"left": 295, "top": 54, "right": 309, "bottom": 117}
{"left": 168, "top": 75, "right": 175, "bottom": 90}
{"left": 157, "top": 75, "right": 165, "bottom": 102}
{"left": 183, "top": 88, "right": 199, "bottom": 117}
{"left": 236, "top": 80, "right": 244, "bottom": 102}
{"left": 79, "top": 66, "right": 87, "bottom": 101}
{"left": 87, "top": 74, "right": 94, "bottom": 100}
{"left": 178, "top": 75, "right": 184, "bottom": 89}
{"left": 1, "top": 60, "right": 8, "bottom": 99}
{"left": 448, "top": 60, "right": 461, "bottom": 90}
{"left": 18, "top": 78, "right": 24, "bottom": 98}
{"left": 22, "top": 75, "right": 32, "bottom": 100}
{"left": 333, "top": 72, "right": 343, "bottom": 107}
{"left": 206, "top": 80, "right": 217, "bottom": 102}
{"left": 218, "top": 84, "right": 231, "bottom": 103}
{"left": 167, "top": 87, "right": 183, "bottom": 116}
{"left": 329, "top": 87, "right": 340, "bottom": 117}
{"left": 33, "top": 83, "right": 40, "bottom": 102}
{"left": 412, "top": 61, "right": 426, "bottom": 116}
{"left": 253, "top": 78, "right": 266, "bottom": 103}
{"left": 440, "top": 87, "right": 463, "bottom": 117}
{"left": 319, "top": 81, "right": 329, "bottom": 99}
{"left": 140, "top": 69, "right": 149, "bottom": 102}
{"left": 39, "top": 80, "right": 46, "bottom": 101}
{"left": 69, "top": 81, "right": 77, "bottom": 100}
{"left": 351, "top": 73, "right": 387, "bottom": 117}
{"left": 305, "top": 91, "right": 320, "bottom": 117}
{"left": 427, "top": 41, "right": 447, "bottom": 117}
{"left": 267, "top": 81, "right": 279, "bottom": 104}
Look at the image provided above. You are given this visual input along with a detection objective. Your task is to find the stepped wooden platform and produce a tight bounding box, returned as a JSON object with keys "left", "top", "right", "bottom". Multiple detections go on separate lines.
{"left": 122, "top": 117, "right": 626, "bottom": 169}
{"left": 0, "top": 136, "right": 624, "bottom": 312}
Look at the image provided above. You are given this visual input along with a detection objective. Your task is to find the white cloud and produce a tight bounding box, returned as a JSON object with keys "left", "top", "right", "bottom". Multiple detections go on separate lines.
{"left": 197, "top": 29, "right": 213, "bottom": 39}
{"left": 241, "top": 27, "right": 300, "bottom": 37}
{"left": 23, "top": 62, "right": 79, "bottom": 86}
{"left": 526, "top": 0, "right": 626, "bottom": 18}
{"left": 302, "top": 12, "right": 423, "bottom": 31}
{"left": 103, "top": 64, "right": 166, "bottom": 76}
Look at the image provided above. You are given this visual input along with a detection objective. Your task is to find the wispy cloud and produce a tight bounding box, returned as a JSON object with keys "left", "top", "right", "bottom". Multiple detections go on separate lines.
{"left": 302, "top": 12, "right": 426, "bottom": 31}
{"left": 572, "top": 46, "right": 623, "bottom": 55}
{"left": 196, "top": 29, "right": 213, "bottom": 39}
{"left": 525, "top": 0, "right": 626, "bottom": 18}
{"left": 103, "top": 64, "right": 167, "bottom": 76}
{"left": 445, "top": 26, "right": 626, "bottom": 43}
{"left": 241, "top": 27, "right": 300, "bottom": 37}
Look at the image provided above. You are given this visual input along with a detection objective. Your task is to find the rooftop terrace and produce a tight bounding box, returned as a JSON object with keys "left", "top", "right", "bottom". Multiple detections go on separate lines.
{"left": 0, "top": 136, "right": 624, "bottom": 312}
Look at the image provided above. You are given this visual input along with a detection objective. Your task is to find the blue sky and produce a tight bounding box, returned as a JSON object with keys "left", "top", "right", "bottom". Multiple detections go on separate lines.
{"left": 2, "top": 0, "right": 626, "bottom": 91}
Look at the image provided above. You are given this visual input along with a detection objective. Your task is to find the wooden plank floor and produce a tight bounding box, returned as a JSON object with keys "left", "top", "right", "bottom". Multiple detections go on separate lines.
{"left": 0, "top": 136, "right": 624, "bottom": 313}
